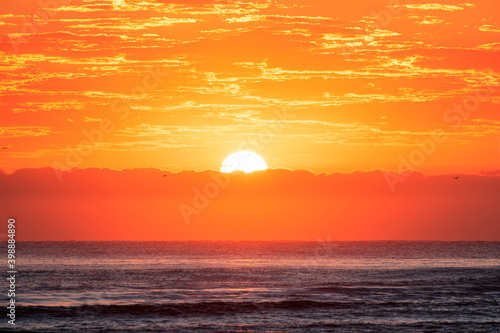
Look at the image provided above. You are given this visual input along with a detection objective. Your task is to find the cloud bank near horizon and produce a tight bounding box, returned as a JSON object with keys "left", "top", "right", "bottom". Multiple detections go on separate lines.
{"left": 1, "top": 167, "right": 499, "bottom": 241}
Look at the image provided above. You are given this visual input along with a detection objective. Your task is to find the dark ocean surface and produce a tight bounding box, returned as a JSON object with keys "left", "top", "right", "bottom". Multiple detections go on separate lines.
{"left": 2, "top": 241, "right": 500, "bottom": 332}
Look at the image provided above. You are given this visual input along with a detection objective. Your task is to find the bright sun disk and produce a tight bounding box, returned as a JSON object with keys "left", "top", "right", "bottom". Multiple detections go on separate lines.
{"left": 220, "top": 151, "right": 268, "bottom": 173}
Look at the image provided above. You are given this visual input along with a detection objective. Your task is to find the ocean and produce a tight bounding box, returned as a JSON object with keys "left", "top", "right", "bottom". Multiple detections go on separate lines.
{"left": 3, "top": 241, "right": 500, "bottom": 332}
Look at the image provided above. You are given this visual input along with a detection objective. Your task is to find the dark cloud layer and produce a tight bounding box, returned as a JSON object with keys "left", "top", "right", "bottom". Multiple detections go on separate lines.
{"left": 1, "top": 167, "right": 499, "bottom": 241}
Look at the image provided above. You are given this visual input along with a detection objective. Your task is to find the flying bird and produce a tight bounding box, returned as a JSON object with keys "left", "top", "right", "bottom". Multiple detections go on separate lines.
{"left": 453, "top": 176, "right": 459, "bottom": 180}
{"left": 2, "top": 147, "right": 7, "bottom": 150}
{"left": 163, "top": 175, "right": 168, "bottom": 177}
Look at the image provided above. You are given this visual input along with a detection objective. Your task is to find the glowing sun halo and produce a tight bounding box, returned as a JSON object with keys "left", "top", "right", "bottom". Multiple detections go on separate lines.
{"left": 220, "top": 151, "right": 268, "bottom": 173}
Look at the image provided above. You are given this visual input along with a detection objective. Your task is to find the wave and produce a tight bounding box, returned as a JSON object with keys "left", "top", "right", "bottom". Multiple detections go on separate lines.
{"left": 22, "top": 300, "right": 367, "bottom": 317}
{"left": 21, "top": 296, "right": 500, "bottom": 318}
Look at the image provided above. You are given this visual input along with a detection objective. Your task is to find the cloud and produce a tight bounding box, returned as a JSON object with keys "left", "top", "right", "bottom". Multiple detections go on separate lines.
{"left": 1, "top": 168, "right": 499, "bottom": 241}
{"left": 403, "top": 4, "right": 475, "bottom": 11}
{"left": 479, "top": 169, "right": 500, "bottom": 176}
{"left": 0, "top": 126, "right": 53, "bottom": 138}
{"left": 479, "top": 24, "right": 500, "bottom": 32}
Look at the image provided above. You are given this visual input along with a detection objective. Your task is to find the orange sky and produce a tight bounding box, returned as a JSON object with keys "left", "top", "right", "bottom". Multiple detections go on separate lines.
{"left": 1, "top": 1, "right": 500, "bottom": 240}
{"left": 1, "top": 0, "right": 499, "bottom": 174}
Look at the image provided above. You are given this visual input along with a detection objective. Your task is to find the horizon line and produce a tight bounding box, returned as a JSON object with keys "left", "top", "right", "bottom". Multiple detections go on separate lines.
{"left": 14, "top": 239, "right": 499, "bottom": 242}
{"left": 2, "top": 166, "right": 500, "bottom": 177}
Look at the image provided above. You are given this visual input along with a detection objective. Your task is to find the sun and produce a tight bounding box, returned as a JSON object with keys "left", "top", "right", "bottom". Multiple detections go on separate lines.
{"left": 220, "top": 151, "right": 268, "bottom": 173}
